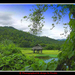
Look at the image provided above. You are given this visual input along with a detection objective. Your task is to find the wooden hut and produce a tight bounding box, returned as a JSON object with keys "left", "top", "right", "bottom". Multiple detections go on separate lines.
{"left": 32, "top": 44, "right": 43, "bottom": 53}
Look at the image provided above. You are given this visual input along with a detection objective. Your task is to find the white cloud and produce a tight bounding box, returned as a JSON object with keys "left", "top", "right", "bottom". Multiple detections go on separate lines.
{"left": 38, "top": 24, "right": 70, "bottom": 39}
{"left": 0, "top": 12, "right": 70, "bottom": 40}
{"left": 0, "top": 12, "right": 15, "bottom": 26}
{"left": 0, "top": 12, "right": 31, "bottom": 32}
{"left": 12, "top": 18, "right": 31, "bottom": 32}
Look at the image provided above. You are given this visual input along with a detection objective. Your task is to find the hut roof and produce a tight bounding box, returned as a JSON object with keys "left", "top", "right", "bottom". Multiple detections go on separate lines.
{"left": 32, "top": 44, "right": 43, "bottom": 50}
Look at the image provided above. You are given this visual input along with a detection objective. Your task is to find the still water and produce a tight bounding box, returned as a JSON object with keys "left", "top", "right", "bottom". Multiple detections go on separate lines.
{"left": 35, "top": 56, "right": 58, "bottom": 63}
{"left": 43, "top": 58, "right": 58, "bottom": 63}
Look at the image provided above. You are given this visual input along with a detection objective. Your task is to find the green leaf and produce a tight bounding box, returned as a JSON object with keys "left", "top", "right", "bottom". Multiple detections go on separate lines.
{"left": 69, "top": 12, "right": 72, "bottom": 19}
{"left": 23, "top": 16, "right": 27, "bottom": 18}
{"left": 31, "top": 64, "right": 37, "bottom": 70}
{"left": 30, "top": 9, "right": 31, "bottom": 11}
{"left": 68, "top": 47, "right": 74, "bottom": 59}
{"left": 68, "top": 52, "right": 74, "bottom": 59}
{"left": 42, "top": 64, "right": 47, "bottom": 70}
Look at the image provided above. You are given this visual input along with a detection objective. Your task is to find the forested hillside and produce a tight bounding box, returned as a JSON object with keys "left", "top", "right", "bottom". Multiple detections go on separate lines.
{"left": 0, "top": 26, "right": 65, "bottom": 49}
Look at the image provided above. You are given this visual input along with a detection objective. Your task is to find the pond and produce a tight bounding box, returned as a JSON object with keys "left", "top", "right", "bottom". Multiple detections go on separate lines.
{"left": 35, "top": 56, "right": 58, "bottom": 63}
{"left": 43, "top": 58, "right": 58, "bottom": 63}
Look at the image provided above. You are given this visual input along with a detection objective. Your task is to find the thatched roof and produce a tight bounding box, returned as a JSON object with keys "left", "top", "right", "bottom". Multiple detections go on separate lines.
{"left": 32, "top": 44, "right": 43, "bottom": 50}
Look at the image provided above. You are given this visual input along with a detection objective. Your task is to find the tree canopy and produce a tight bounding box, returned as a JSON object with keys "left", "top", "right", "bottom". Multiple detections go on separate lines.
{"left": 22, "top": 4, "right": 75, "bottom": 70}
{"left": 0, "top": 26, "right": 64, "bottom": 49}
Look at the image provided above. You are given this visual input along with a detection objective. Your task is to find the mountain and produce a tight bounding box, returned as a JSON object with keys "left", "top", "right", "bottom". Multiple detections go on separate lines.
{"left": 0, "top": 26, "right": 65, "bottom": 47}
{"left": 57, "top": 39, "right": 66, "bottom": 41}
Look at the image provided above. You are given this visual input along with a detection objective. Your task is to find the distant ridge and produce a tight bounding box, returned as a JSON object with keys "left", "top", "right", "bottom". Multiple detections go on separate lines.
{"left": 57, "top": 39, "right": 66, "bottom": 41}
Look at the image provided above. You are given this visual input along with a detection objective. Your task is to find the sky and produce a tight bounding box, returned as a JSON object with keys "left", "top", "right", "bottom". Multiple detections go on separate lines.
{"left": 0, "top": 3, "right": 72, "bottom": 40}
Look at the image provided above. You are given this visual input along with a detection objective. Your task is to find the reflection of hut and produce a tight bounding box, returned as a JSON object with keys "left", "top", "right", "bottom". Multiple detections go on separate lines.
{"left": 32, "top": 44, "right": 43, "bottom": 53}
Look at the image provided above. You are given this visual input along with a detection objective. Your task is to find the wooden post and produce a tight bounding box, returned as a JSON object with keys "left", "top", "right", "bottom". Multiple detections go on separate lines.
{"left": 33, "top": 49, "right": 35, "bottom": 53}
{"left": 41, "top": 49, "right": 42, "bottom": 53}
{"left": 37, "top": 50, "right": 39, "bottom": 53}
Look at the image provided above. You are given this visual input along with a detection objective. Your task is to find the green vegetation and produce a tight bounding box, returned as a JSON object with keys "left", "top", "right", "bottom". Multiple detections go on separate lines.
{"left": 0, "top": 39, "right": 45, "bottom": 71}
{"left": 0, "top": 26, "right": 64, "bottom": 71}
{"left": 44, "top": 44, "right": 62, "bottom": 50}
{"left": 0, "top": 39, "right": 26, "bottom": 71}
{"left": 21, "top": 49, "right": 61, "bottom": 58}
{"left": 0, "top": 26, "right": 65, "bottom": 49}
{"left": 0, "top": 39, "right": 60, "bottom": 71}
{"left": 1, "top": 4, "right": 75, "bottom": 71}
{"left": 22, "top": 4, "right": 75, "bottom": 70}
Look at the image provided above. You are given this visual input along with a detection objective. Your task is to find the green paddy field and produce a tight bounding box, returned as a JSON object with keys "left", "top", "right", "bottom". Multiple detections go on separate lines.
{"left": 21, "top": 48, "right": 61, "bottom": 58}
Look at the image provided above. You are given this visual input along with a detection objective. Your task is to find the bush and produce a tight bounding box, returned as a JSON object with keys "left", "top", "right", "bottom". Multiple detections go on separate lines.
{"left": 0, "top": 39, "right": 13, "bottom": 46}
{"left": 0, "top": 39, "right": 38, "bottom": 71}
{"left": 40, "top": 43, "right": 46, "bottom": 47}
{"left": 44, "top": 44, "right": 61, "bottom": 50}
{"left": 44, "top": 44, "right": 55, "bottom": 50}
{"left": 25, "top": 58, "right": 58, "bottom": 71}
{"left": 25, "top": 58, "right": 47, "bottom": 71}
{"left": 0, "top": 54, "right": 27, "bottom": 70}
{"left": 0, "top": 39, "right": 27, "bottom": 70}
{"left": 0, "top": 39, "right": 21, "bottom": 56}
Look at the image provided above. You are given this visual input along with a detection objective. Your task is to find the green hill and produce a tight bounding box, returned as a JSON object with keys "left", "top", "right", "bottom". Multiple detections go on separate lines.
{"left": 0, "top": 26, "right": 65, "bottom": 48}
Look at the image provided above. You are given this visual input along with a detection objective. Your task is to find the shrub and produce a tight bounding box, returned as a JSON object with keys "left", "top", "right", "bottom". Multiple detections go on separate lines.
{"left": 0, "top": 39, "right": 13, "bottom": 46}
{"left": 25, "top": 58, "right": 47, "bottom": 71}
{"left": 0, "top": 39, "right": 21, "bottom": 56}
{"left": 44, "top": 44, "right": 54, "bottom": 50}
{"left": 44, "top": 44, "right": 61, "bottom": 50}
{"left": 0, "top": 53, "right": 27, "bottom": 70}
{"left": 0, "top": 39, "right": 27, "bottom": 70}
